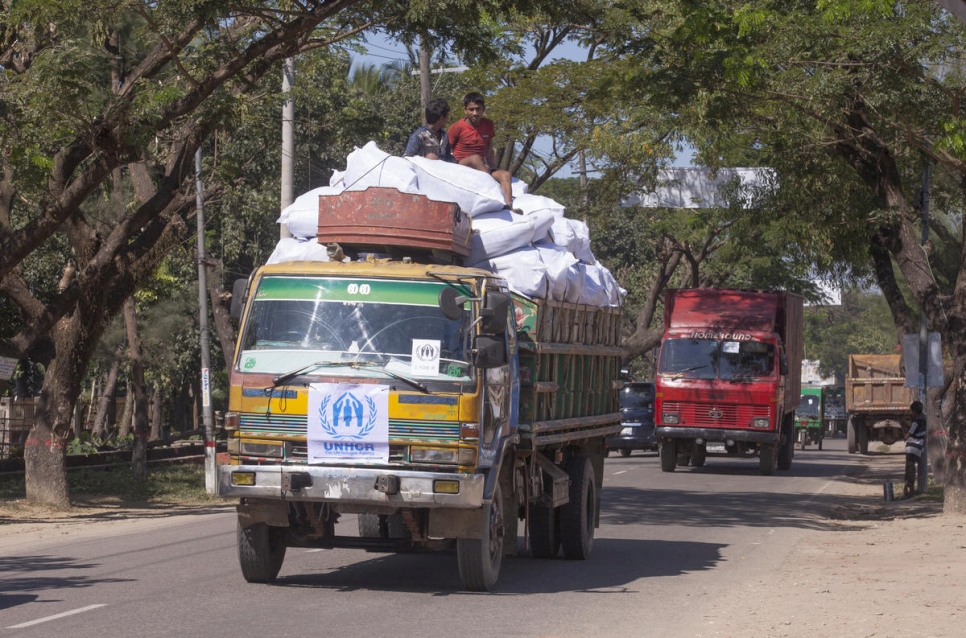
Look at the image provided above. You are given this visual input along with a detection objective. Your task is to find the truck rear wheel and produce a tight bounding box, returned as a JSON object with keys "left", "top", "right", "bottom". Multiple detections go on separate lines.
{"left": 457, "top": 481, "right": 505, "bottom": 591}
{"left": 847, "top": 416, "right": 857, "bottom": 454}
{"left": 560, "top": 456, "right": 596, "bottom": 560}
{"left": 857, "top": 421, "right": 869, "bottom": 454}
{"left": 759, "top": 445, "right": 777, "bottom": 476}
{"left": 660, "top": 440, "right": 677, "bottom": 472}
{"left": 237, "top": 520, "right": 287, "bottom": 583}
{"left": 690, "top": 443, "right": 707, "bottom": 467}
{"left": 528, "top": 503, "right": 559, "bottom": 559}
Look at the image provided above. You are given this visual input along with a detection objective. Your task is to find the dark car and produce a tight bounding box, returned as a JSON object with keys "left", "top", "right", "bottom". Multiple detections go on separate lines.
{"left": 607, "top": 382, "right": 657, "bottom": 457}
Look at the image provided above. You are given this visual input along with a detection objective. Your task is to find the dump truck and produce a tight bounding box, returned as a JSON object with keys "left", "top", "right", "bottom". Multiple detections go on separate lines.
{"left": 845, "top": 354, "right": 916, "bottom": 454}
{"left": 218, "top": 188, "right": 623, "bottom": 591}
{"left": 654, "top": 288, "right": 804, "bottom": 475}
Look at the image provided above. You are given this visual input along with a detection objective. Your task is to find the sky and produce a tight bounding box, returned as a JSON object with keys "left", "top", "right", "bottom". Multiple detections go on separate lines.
{"left": 353, "top": 34, "right": 696, "bottom": 176}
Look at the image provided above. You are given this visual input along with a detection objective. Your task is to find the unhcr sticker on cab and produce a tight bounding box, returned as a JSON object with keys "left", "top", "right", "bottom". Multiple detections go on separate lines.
{"left": 307, "top": 383, "right": 390, "bottom": 463}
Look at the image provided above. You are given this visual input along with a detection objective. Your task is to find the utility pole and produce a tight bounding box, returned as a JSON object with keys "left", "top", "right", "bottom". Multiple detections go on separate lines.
{"left": 918, "top": 160, "right": 930, "bottom": 495}
{"left": 280, "top": 58, "right": 295, "bottom": 239}
{"left": 419, "top": 35, "right": 431, "bottom": 116}
{"left": 194, "top": 149, "right": 217, "bottom": 495}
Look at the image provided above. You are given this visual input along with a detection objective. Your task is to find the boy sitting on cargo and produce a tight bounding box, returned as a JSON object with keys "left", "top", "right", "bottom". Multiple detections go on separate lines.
{"left": 448, "top": 91, "right": 518, "bottom": 212}
{"left": 404, "top": 98, "right": 455, "bottom": 162}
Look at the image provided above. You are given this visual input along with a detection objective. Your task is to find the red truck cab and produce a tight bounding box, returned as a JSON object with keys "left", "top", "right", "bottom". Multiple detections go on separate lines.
{"left": 654, "top": 288, "right": 803, "bottom": 475}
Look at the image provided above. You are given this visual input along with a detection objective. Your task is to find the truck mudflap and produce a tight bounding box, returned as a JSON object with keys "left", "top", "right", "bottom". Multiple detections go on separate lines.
{"left": 218, "top": 464, "right": 485, "bottom": 508}
{"left": 655, "top": 426, "right": 778, "bottom": 445}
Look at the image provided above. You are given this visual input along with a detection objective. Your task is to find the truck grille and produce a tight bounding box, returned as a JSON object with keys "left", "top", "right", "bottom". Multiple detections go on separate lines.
{"left": 664, "top": 402, "right": 770, "bottom": 428}
{"left": 239, "top": 413, "right": 460, "bottom": 442}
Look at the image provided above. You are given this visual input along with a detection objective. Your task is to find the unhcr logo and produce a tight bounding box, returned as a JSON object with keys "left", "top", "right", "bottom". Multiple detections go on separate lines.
{"left": 319, "top": 391, "right": 378, "bottom": 440}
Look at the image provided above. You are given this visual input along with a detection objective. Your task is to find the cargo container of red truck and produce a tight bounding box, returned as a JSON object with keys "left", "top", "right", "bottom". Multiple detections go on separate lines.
{"left": 654, "top": 288, "right": 804, "bottom": 475}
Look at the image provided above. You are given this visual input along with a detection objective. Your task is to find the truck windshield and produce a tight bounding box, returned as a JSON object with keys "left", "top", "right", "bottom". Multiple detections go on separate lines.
{"left": 236, "top": 276, "right": 473, "bottom": 382}
{"left": 658, "top": 338, "right": 776, "bottom": 381}
{"left": 797, "top": 393, "right": 821, "bottom": 418}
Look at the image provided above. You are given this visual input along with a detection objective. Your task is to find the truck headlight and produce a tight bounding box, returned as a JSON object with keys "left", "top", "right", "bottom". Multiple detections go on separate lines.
{"left": 752, "top": 417, "right": 770, "bottom": 429}
{"left": 411, "top": 447, "right": 458, "bottom": 463}
{"left": 663, "top": 413, "right": 680, "bottom": 424}
{"left": 239, "top": 441, "right": 284, "bottom": 458}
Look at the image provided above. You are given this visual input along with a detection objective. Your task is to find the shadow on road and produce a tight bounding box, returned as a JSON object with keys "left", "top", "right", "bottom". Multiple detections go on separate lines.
{"left": 0, "top": 554, "right": 133, "bottom": 608}
{"left": 276, "top": 537, "right": 725, "bottom": 595}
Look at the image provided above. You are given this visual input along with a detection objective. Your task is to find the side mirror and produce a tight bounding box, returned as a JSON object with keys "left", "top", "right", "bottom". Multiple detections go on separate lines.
{"left": 439, "top": 287, "right": 467, "bottom": 321}
{"left": 473, "top": 335, "right": 508, "bottom": 368}
{"left": 480, "top": 291, "right": 510, "bottom": 335}
{"left": 230, "top": 278, "right": 249, "bottom": 320}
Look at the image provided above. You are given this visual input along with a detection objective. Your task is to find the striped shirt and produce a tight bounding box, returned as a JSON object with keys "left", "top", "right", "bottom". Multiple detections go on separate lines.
{"left": 906, "top": 415, "right": 926, "bottom": 457}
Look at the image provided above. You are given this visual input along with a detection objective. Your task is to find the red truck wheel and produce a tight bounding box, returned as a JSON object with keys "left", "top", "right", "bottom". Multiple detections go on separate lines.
{"left": 660, "top": 440, "right": 677, "bottom": 472}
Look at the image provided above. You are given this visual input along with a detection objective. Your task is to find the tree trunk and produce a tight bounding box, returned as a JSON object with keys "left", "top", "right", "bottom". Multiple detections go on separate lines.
{"left": 92, "top": 342, "right": 125, "bottom": 438}
{"left": 207, "top": 257, "right": 237, "bottom": 371}
{"left": 149, "top": 384, "right": 163, "bottom": 441}
{"left": 23, "top": 421, "right": 69, "bottom": 507}
{"left": 124, "top": 298, "right": 150, "bottom": 480}
{"left": 118, "top": 380, "right": 133, "bottom": 438}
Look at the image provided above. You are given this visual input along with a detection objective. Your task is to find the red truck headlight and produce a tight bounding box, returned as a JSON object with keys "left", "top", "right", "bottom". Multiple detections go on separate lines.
{"left": 663, "top": 413, "right": 680, "bottom": 424}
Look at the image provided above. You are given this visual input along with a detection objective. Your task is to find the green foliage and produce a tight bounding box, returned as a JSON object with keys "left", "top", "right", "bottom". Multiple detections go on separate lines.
{"left": 0, "top": 463, "right": 215, "bottom": 504}
{"left": 804, "top": 290, "right": 898, "bottom": 381}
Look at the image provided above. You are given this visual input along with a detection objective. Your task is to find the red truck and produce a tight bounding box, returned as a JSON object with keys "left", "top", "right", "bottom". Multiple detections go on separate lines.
{"left": 654, "top": 288, "right": 804, "bottom": 475}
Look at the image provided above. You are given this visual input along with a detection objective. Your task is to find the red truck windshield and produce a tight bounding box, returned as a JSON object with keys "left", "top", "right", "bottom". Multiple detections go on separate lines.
{"left": 658, "top": 338, "right": 776, "bottom": 381}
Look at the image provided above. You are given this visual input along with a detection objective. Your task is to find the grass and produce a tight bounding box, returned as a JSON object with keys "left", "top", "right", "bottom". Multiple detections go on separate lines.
{"left": 0, "top": 462, "right": 221, "bottom": 506}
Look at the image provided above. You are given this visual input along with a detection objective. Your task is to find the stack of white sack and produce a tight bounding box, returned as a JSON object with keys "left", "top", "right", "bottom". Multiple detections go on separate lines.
{"left": 270, "top": 141, "right": 623, "bottom": 307}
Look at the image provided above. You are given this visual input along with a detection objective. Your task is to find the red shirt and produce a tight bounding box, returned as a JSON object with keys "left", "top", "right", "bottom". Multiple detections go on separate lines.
{"left": 448, "top": 117, "right": 495, "bottom": 162}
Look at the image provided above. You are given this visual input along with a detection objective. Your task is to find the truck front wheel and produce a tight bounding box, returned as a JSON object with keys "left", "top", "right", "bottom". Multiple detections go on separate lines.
{"left": 778, "top": 414, "right": 795, "bottom": 471}
{"left": 560, "top": 456, "right": 596, "bottom": 560}
{"left": 847, "top": 416, "right": 857, "bottom": 454}
{"left": 759, "top": 445, "right": 777, "bottom": 476}
{"left": 457, "top": 481, "right": 505, "bottom": 591}
{"left": 660, "top": 440, "right": 677, "bottom": 472}
{"left": 237, "top": 520, "right": 287, "bottom": 583}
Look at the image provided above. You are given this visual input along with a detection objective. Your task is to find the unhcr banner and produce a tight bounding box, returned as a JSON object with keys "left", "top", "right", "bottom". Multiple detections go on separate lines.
{"left": 307, "top": 383, "right": 390, "bottom": 463}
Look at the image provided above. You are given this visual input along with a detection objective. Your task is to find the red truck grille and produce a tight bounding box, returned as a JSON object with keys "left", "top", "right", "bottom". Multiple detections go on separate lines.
{"left": 664, "top": 402, "right": 770, "bottom": 429}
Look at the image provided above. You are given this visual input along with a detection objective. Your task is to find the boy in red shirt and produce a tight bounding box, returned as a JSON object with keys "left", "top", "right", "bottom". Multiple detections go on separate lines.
{"left": 448, "top": 92, "right": 516, "bottom": 211}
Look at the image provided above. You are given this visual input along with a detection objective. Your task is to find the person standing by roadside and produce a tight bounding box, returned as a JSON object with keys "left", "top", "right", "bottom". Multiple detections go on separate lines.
{"left": 904, "top": 400, "right": 927, "bottom": 497}
{"left": 447, "top": 91, "right": 517, "bottom": 211}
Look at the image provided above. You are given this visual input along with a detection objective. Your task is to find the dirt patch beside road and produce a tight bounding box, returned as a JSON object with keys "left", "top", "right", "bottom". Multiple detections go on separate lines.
{"left": 694, "top": 446, "right": 964, "bottom": 638}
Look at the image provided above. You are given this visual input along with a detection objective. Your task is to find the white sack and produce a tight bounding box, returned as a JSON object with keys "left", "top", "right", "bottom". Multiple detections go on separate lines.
{"left": 511, "top": 178, "right": 529, "bottom": 199}
{"left": 329, "top": 169, "right": 346, "bottom": 188}
{"left": 344, "top": 141, "right": 419, "bottom": 193}
{"left": 549, "top": 217, "right": 596, "bottom": 264}
{"left": 469, "top": 247, "right": 548, "bottom": 299}
{"left": 468, "top": 207, "right": 557, "bottom": 264}
{"left": 513, "top": 193, "right": 566, "bottom": 219}
{"left": 578, "top": 262, "right": 613, "bottom": 306}
{"left": 406, "top": 156, "right": 506, "bottom": 216}
{"left": 278, "top": 185, "right": 346, "bottom": 238}
{"left": 534, "top": 241, "right": 579, "bottom": 302}
{"left": 267, "top": 237, "right": 331, "bottom": 264}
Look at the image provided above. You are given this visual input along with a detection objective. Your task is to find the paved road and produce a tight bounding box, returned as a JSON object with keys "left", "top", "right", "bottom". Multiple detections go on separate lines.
{"left": 1, "top": 438, "right": 877, "bottom": 638}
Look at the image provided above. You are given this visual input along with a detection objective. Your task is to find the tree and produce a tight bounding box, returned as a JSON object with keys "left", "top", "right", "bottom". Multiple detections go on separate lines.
{"left": 1, "top": 0, "right": 551, "bottom": 506}
{"left": 613, "top": 0, "right": 966, "bottom": 511}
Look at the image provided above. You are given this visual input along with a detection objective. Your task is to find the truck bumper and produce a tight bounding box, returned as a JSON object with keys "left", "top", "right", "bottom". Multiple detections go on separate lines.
{"left": 656, "top": 426, "right": 778, "bottom": 445}
{"left": 218, "top": 464, "right": 485, "bottom": 508}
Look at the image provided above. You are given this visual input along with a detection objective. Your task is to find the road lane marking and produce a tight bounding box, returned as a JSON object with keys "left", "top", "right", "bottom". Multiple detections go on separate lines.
{"left": 7, "top": 604, "right": 107, "bottom": 629}
{"left": 613, "top": 470, "right": 628, "bottom": 475}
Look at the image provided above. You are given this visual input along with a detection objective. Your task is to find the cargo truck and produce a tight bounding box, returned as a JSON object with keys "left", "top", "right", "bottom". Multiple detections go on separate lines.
{"left": 654, "top": 288, "right": 804, "bottom": 475}
{"left": 218, "top": 188, "right": 623, "bottom": 591}
{"left": 844, "top": 354, "right": 916, "bottom": 454}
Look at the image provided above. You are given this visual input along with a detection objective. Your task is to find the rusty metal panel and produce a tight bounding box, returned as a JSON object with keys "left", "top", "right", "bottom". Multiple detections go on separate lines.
{"left": 318, "top": 187, "right": 471, "bottom": 257}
